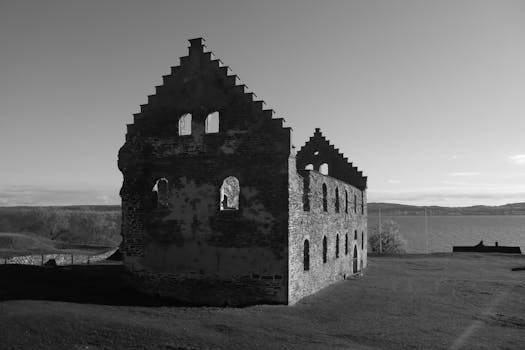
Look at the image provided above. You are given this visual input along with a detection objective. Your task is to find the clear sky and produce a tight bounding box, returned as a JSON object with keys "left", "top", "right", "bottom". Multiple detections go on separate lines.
{"left": 1, "top": 0, "right": 525, "bottom": 206}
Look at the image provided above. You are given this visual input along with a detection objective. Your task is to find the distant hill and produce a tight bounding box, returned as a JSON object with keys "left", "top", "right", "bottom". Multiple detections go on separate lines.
{"left": 0, "top": 206, "right": 121, "bottom": 247}
{"left": 0, "top": 205, "right": 120, "bottom": 212}
{"left": 368, "top": 202, "right": 525, "bottom": 216}
{"left": 0, "top": 232, "right": 114, "bottom": 258}
{"left": 0, "top": 232, "right": 56, "bottom": 252}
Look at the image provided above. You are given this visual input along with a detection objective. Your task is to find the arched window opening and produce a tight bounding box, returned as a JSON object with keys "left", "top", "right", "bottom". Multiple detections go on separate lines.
{"left": 336, "top": 234, "right": 340, "bottom": 258}
{"left": 178, "top": 113, "right": 192, "bottom": 135}
{"left": 303, "top": 239, "right": 310, "bottom": 271}
{"left": 354, "top": 194, "right": 357, "bottom": 214}
{"left": 361, "top": 190, "right": 365, "bottom": 214}
{"left": 335, "top": 188, "right": 340, "bottom": 213}
{"left": 205, "top": 111, "right": 219, "bottom": 133}
{"left": 320, "top": 163, "right": 329, "bottom": 175}
{"left": 152, "top": 178, "right": 169, "bottom": 207}
{"left": 322, "top": 183, "right": 328, "bottom": 212}
{"left": 345, "top": 234, "right": 348, "bottom": 255}
{"left": 322, "top": 236, "right": 327, "bottom": 263}
{"left": 220, "top": 176, "right": 240, "bottom": 210}
{"left": 361, "top": 232, "right": 364, "bottom": 250}
{"left": 354, "top": 229, "right": 358, "bottom": 241}
{"left": 305, "top": 164, "right": 314, "bottom": 170}
{"left": 345, "top": 190, "right": 348, "bottom": 214}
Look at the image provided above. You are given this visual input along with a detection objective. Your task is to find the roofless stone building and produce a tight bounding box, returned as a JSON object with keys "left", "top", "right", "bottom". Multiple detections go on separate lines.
{"left": 118, "top": 38, "right": 368, "bottom": 305}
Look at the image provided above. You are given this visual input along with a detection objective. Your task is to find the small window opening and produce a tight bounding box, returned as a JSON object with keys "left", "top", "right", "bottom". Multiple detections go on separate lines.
{"left": 313, "top": 150, "right": 319, "bottom": 156}
{"left": 322, "top": 236, "right": 327, "bottom": 263}
{"left": 220, "top": 176, "right": 239, "bottom": 210}
{"left": 353, "top": 245, "right": 358, "bottom": 273}
{"left": 345, "top": 190, "right": 348, "bottom": 214}
{"left": 152, "top": 178, "right": 169, "bottom": 207}
{"left": 305, "top": 164, "right": 314, "bottom": 170}
{"left": 354, "top": 229, "right": 358, "bottom": 241}
{"left": 178, "top": 113, "right": 192, "bottom": 135}
{"left": 303, "top": 239, "right": 310, "bottom": 271}
{"left": 361, "top": 191, "right": 365, "bottom": 214}
{"left": 205, "top": 111, "right": 219, "bottom": 133}
{"left": 345, "top": 234, "right": 348, "bottom": 255}
{"left": 336, "top": 234, "right": 340, "bottom": 258}
{"left": 361, "top": 232, "right": 364, "bottom": 250}
{"left": 354, "top": 194, "right": 357, "bottom": 214}
{"left": 335, "top": 188, "right": 340, "bottom": 213}
{"left": 302, "top": 176, "right": 310, "bottom": 211}
{"left": 322, "top": 183, "right": 328, "bottom": 212}
{"left": 320, "top": 163, "right": 329, "bottom": 175}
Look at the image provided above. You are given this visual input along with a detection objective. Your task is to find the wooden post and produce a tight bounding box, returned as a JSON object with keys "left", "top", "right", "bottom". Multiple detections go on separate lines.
{"left": 378, "top": 207, "right": 382, "bottom": 254}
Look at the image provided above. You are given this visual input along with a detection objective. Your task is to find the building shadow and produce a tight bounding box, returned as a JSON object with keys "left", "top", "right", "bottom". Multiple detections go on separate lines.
{"left": 0, "top": 263, "right": 195, "bottom": 307}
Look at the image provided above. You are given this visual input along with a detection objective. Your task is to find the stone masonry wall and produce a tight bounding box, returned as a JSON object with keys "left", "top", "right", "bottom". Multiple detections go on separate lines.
{"left": 2, "top": 248, "right": 118, "bottom": 266}
{"left": 288, "top": 157, "right": 367, "bottom": 304}
{"left": 119, "top": 38, "right": 291, "bottom": 305}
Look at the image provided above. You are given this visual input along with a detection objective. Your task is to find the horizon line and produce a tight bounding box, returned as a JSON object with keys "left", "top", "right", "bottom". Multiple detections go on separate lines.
{"left": 1, "top": 201, "right": 524, "bottom": 209}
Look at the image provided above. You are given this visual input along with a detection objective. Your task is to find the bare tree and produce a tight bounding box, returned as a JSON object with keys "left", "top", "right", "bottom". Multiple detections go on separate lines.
{"left": 369, "top": 218, "right": 407, "bottom": 254}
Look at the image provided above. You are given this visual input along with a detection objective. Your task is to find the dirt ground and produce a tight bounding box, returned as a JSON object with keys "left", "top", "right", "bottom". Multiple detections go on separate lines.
{"left": 1, "top": 253, "right": 524, "bottom": 350}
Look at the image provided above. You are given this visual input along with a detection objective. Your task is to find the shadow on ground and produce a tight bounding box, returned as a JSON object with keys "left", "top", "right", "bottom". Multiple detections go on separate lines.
{"left": 0, "top": 263, "right": 192, "bottom": 307}
{"left": 1, "top": 254, "right": 524, "bottom": 350}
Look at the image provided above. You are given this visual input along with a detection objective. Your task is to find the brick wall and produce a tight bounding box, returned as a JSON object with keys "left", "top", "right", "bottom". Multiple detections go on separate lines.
{"left": 288, "top": 161, "right": 367, "bottom": 304}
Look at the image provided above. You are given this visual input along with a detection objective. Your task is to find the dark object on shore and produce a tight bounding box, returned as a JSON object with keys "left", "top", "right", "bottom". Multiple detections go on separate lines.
{"left": 106, "top": 248, "right": 122, "bottom": 261}
{"left": 43, "top": 259, "right": 57, "bottom": 267}
{"left": 511, "top": 267, "right": 525, "bottom": 271}
{"left": 453, "top": 240, "right": 522, "bottom": 254}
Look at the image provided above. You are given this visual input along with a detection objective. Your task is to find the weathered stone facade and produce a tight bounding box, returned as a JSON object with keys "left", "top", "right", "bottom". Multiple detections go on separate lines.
{"left": 118, "top": 38, "right": 367, "bottom": 305}
{"left": 289, "top": 130, "right": 367, "bottom": 304}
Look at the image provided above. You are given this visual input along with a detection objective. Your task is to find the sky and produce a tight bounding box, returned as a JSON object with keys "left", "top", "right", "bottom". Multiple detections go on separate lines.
{"left": 1, "top": 0, "right": 525, "bottom": 207}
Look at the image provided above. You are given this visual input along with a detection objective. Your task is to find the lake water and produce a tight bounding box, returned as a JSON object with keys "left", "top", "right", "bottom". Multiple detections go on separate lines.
{"left": 367, "top": 215, "right": 525, "bottom": 253}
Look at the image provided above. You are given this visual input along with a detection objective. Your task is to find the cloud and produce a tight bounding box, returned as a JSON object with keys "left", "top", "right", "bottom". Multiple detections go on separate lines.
{"left": 508, "top": 154, "right": 525, "bottom": 165}
{"left": 96, "top": 195, "right": 113, "bottom": 204}
{"left": 447, "top": 172, "right": 480, "bottom": 177}
{"left": 440, "top": 180, "right": 470, "bottom": 186}
{"left": 451, "top": 155, "right": 458, "bottom": 159}
{"left": 387, "top": 179, "right": 401, "bottom": 184}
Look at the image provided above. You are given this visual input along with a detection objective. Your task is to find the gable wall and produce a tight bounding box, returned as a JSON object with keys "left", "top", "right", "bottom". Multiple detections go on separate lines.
{"left": 118, "top": 39, "right": 291, "bottom": 305}
{"left": 296, "top": 129, "right": 367, "bottom": 190}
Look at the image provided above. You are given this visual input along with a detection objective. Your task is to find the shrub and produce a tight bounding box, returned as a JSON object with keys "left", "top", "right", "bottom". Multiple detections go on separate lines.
{"left": 368, "top": 219, "right": 407, "bottom": 254}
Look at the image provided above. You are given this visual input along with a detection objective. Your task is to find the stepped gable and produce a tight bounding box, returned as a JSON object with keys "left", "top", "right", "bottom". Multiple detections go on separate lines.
{"left": 126, "top": 37, "right": 287, "bottom": 138}
{"left": 117, "top": 38, "right": 368, "bottom": 306}
{"left": 296, "top": 128, "right": 367, "bottom": 190}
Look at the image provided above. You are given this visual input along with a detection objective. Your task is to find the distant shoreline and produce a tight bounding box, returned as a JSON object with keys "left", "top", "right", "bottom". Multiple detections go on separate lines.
{"left": 368, "top": 202, "right": 525, "bottom": 216}
{"left": 3, "top": 202, "right": 525, "bottom": 216}
{"left": 0, "top": 202, "right": 525, "bottom": 216}
{"left": 368, "top": 214, "right": 525, "bottom": 217}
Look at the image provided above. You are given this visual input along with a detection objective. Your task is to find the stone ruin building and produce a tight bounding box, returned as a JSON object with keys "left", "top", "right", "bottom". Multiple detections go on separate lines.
{"left": 118, "top": 38, "right": 368, "bottom": 305}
